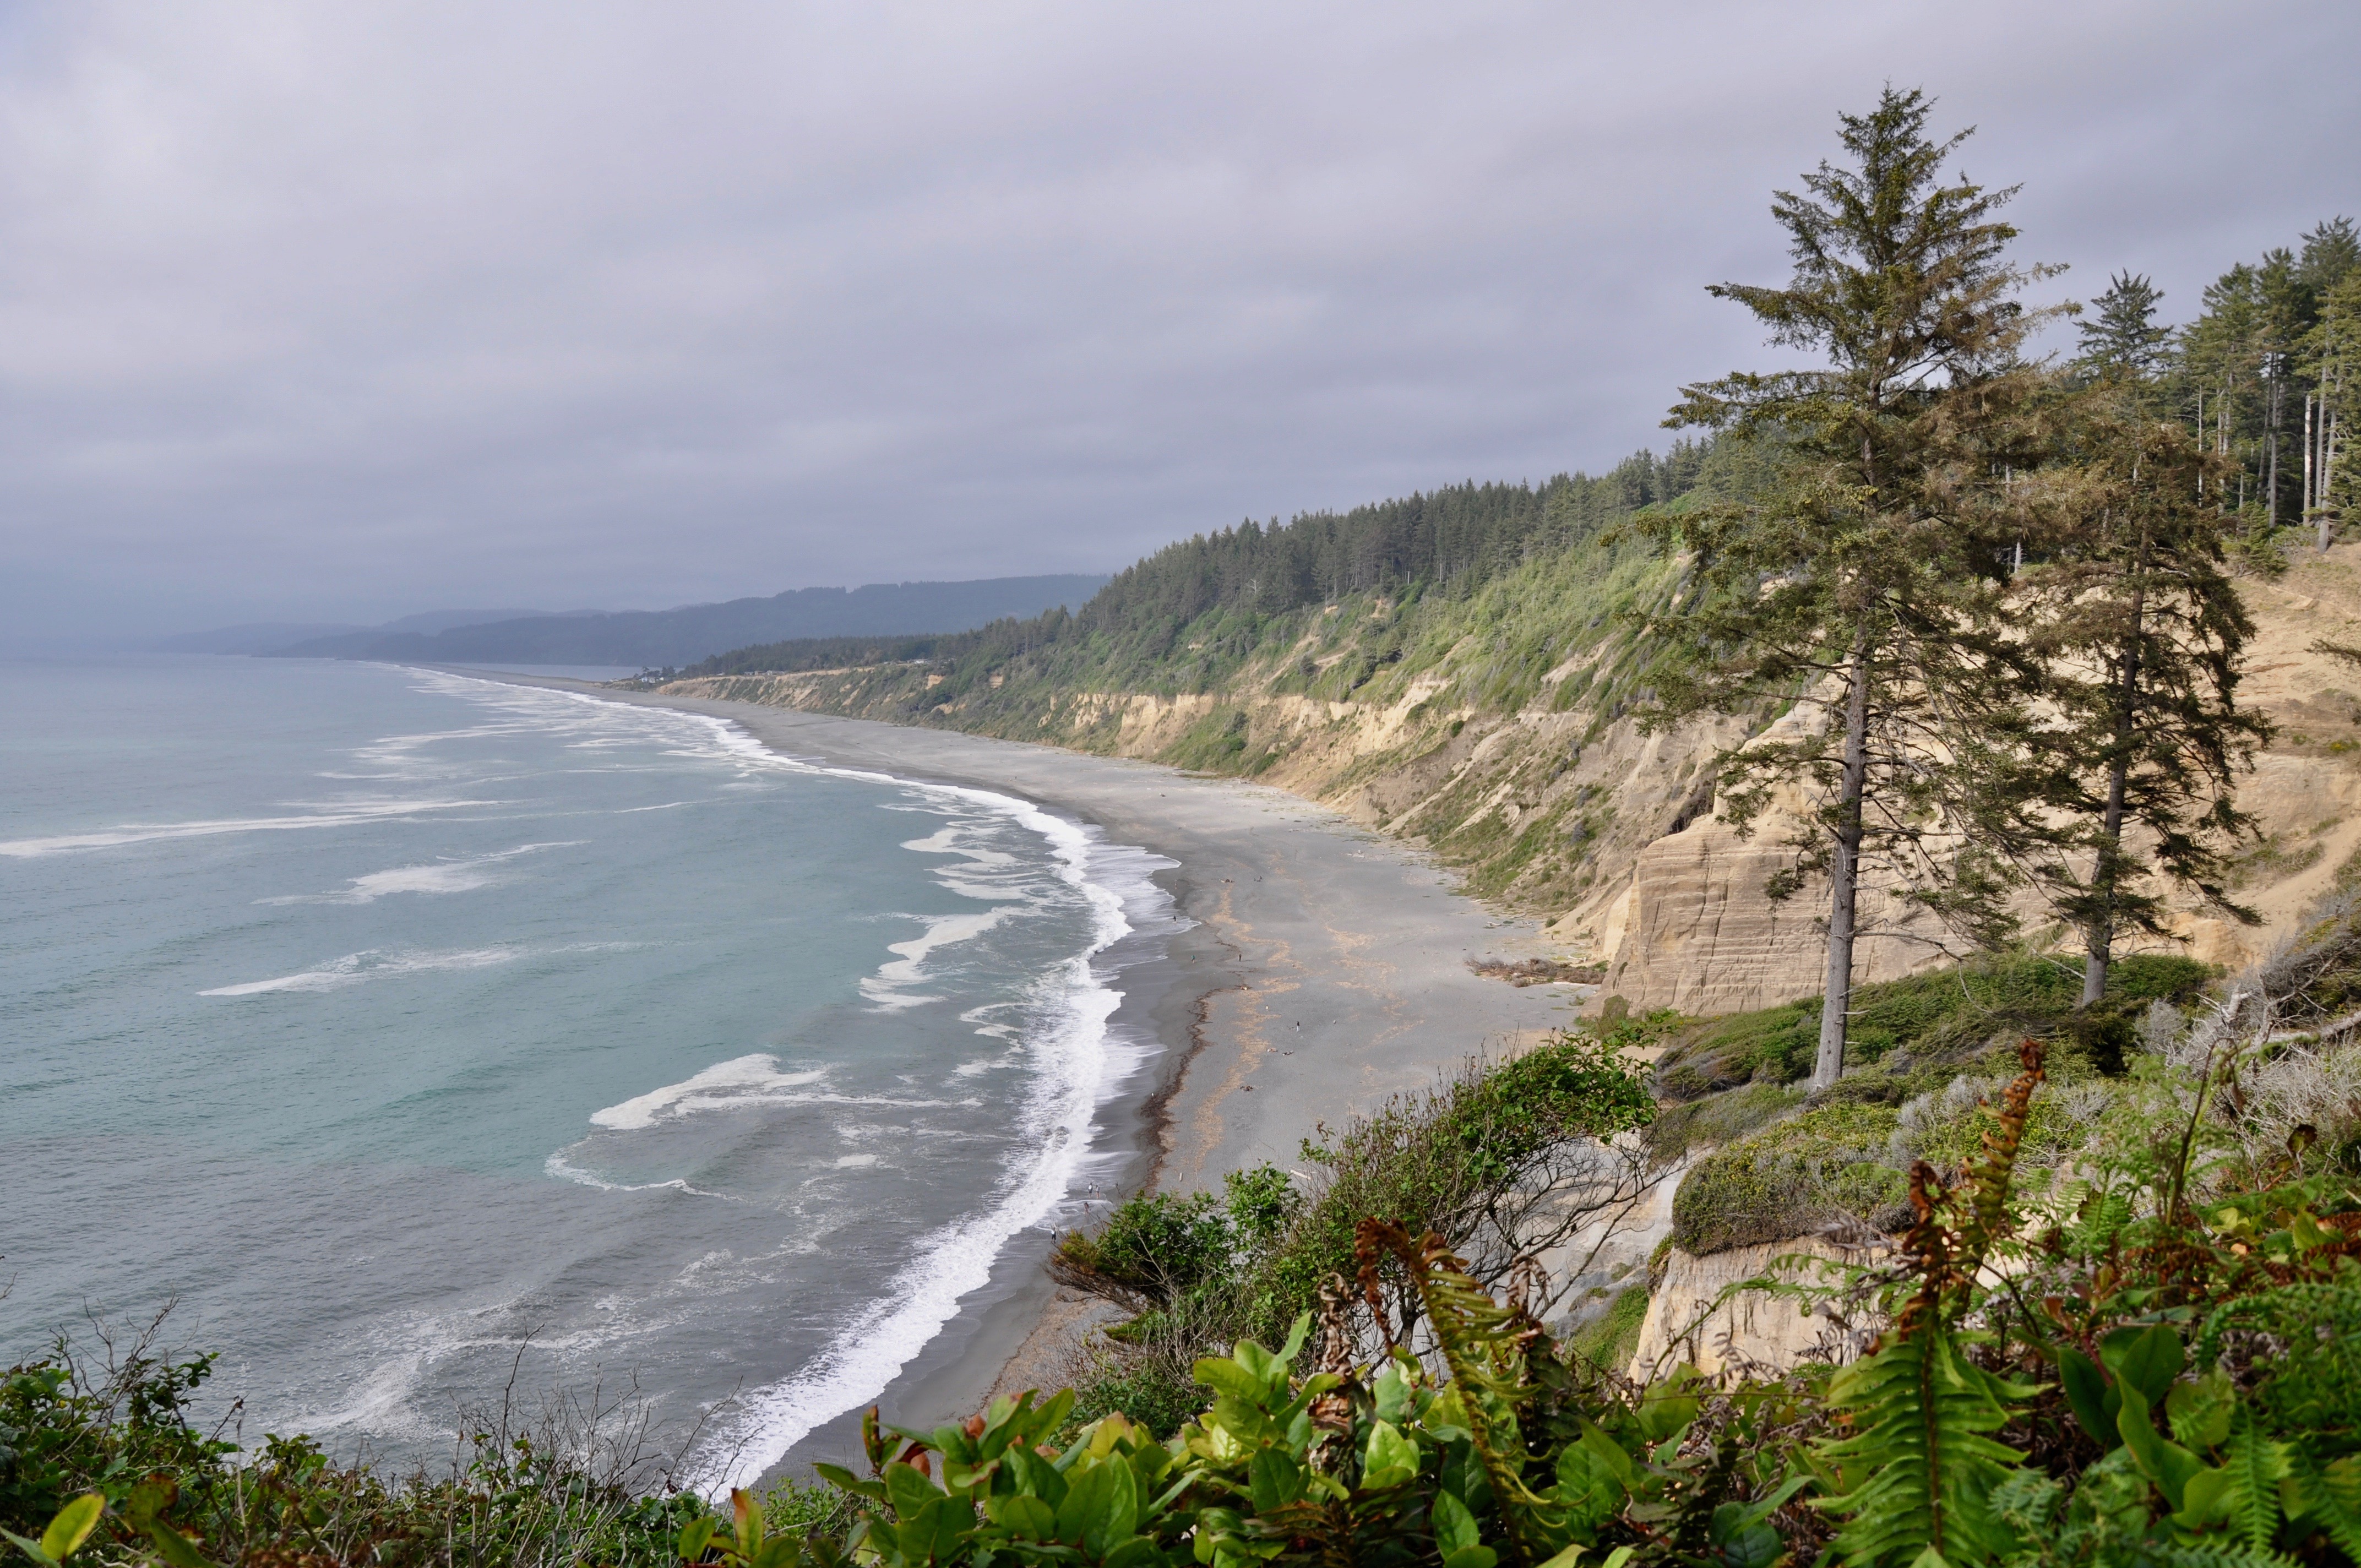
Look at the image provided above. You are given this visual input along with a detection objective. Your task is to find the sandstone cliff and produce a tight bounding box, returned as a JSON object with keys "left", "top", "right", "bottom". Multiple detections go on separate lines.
{"left": 666, "top": 540, "right": 2361, "bottom": 1013}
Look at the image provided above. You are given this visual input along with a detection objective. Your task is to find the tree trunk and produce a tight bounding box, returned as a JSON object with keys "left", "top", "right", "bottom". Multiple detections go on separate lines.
{"left": 1814, "top": 637, "right": 1871, "bottom": 1090}
{"left": 2083, "top": 549, "right": 2146, "bottom": 1008}
{"left": 2267, "top": 372, "right": 2283, "bottom": 529}
{"left": 2081, "top": 754, "right": 2130, "bottom": 1007}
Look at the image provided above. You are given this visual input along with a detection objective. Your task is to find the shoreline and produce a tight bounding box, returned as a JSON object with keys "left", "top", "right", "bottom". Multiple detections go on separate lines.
{"left": 429, "top": 666, "right": 1587, "bottom": 1473}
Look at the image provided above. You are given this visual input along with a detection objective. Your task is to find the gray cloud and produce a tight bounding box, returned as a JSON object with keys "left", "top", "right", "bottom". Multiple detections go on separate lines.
{"left": 2, "top": 0, "right": 2354, "bottom": 644}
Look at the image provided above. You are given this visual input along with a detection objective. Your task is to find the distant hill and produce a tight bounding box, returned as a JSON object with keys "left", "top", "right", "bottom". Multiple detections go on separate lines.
{"left": 265, "top": 576, "right": 1111, "bottom": 667}
{"left": 157, "top": 609, "right": 563, "bottom": 656}
{"left": 155, "top": 621, "right": 369, "bottom": 655}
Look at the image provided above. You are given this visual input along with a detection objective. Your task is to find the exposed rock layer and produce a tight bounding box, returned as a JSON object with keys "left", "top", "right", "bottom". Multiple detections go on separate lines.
{"left": 667, "top": 542, "right": 2361, "bottom": 1012}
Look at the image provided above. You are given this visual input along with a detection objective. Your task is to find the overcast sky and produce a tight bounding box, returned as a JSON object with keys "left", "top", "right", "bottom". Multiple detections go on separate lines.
{"left": 2, "top": 1, "right": 2355, "bottom": 645}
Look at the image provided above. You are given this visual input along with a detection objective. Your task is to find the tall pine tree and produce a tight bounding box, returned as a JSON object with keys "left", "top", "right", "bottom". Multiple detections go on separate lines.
{"left": 1977, "top": 384, "right": 2266, "bottom": 1006}
{"left": 1636, "top": 87, "right": 2056, "bottom": 1089}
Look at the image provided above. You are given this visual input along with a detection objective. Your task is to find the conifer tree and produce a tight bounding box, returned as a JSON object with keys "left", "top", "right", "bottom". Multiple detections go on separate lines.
{"left": 1636, "top": 87, "right": 2057, "bottom": 1090}
{"left": 1979, "top": 387, "right": 2266, "bottom": 1006}
{"left": 2076, "top": 273, "right": 2171, "bottom": 384}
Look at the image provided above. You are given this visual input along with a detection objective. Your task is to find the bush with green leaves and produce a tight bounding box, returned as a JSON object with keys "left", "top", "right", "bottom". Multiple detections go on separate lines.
{"left": 1669, "top": 1101, "right": 1908, "bottom": 1255}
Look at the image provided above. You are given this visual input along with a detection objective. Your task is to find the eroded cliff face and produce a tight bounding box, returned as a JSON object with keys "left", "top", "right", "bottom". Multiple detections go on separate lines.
{"left": 666, "top": 540, "right": 2361, "bottom": 1012}
{"left": 1624, "top": 1239, "right": 1880, "bottom": 1380}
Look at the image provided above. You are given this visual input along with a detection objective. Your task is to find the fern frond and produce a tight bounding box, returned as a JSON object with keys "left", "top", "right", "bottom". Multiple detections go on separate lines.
{"left": 2120, "top": 1540, "right": 2297, "bottom": 1568}
{"left": 2218, "top": 1412, "right": 2286, "bottom": 1553}
{"left": 1814, "top": 1322, "right": 2038, "bottom": 1568}
{"left": 1356, "top": 1220, "right": 1552, "bottom": 1564}
{"left": 2195, "top": 1275, "right": 2361, "bottom": 1434}
{"left": 2282, "top": 1449, "right": 2361, "bottom": 1564}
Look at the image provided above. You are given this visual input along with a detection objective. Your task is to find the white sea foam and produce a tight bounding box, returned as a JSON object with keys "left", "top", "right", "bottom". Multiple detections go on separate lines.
{"left": 687, "top": 774, "right": 1179, "bottom": 1494}
{"left": 259, "top": 841, "right": 584, "bottom": 905}
{"left": 199, "top": 947, "right": 519, "bottom": 996}
{"left": 542, "top": 1152, "right": 742, "bottom": 1199}
{"left": 412, "top": 670, "right": 1186, "bottom": 1492}
{"left": 587, "top": 1054, "right": 831, "bottom": 1131}
{"left": 859, "top": 908, "right": 1015, "bottom": 1010}
{"left": 0, "top": 798, "right": 491, "bottom": 858}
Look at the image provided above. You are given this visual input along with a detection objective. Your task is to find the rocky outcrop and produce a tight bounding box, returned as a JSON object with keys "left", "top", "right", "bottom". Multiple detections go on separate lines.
{"left": 1625, "top": 1237, "right": 1883, "bottom": 1380}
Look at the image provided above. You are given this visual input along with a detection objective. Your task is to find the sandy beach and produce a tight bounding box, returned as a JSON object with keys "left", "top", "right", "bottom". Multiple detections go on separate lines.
{"left": 450, "top": 669, "right": 1587, "bottom": 1468}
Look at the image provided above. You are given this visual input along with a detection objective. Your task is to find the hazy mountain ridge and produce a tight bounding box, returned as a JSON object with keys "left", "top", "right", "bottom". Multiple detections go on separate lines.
{"left": 263, "top": 576, "right": 1111, "bottom": 666}
{"left": 155, "top": 608, "right": 571, "bottom": 656}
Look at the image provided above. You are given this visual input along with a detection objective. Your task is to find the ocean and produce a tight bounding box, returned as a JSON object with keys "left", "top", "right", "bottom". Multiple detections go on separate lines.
{"left": 0, "top": 655, "right": 1179, "bottom": 1487}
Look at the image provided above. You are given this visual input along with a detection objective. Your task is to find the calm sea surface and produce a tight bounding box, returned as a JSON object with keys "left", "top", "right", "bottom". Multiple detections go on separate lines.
{"left": 0, "top": 656, "right": 1176, "bottom": 1485}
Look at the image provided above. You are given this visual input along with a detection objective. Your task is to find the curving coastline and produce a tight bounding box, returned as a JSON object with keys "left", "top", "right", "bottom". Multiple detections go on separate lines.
{"left": 440, "top": 667, "right": 1588, "bottom": 1477}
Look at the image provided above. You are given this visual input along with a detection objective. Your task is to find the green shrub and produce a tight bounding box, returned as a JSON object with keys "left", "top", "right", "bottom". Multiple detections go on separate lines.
{"left": 1261, "top": 1031, "right": 1655, "bottom": 1334}
{"left": 0, "top": 1332, "right": 700, "bottom": 1568}
{"left": 1049, "top": 1191, "right": 1230, "bottom": 1306}
{"left": 1670, "top": 1101, "right": 1906, "bottom": 1255}
{"left": 1563, "top": 1284, "right": 1651, "bottom": 1375}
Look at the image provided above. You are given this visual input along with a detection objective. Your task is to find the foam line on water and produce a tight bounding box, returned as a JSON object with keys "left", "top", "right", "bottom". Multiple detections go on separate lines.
{"left": 0, "top": 799, "right": 492, "bottom": 857}
{"left": 199, "top": 947, "right": 519, "bottom": 996}
{"left": 258, "top": 841, "right": 584, "bottom": 905}
{"left": 859, "top": 908, "right": 1016, "bottom": 1010}
{"left": 417, "top": 673, "right": 1185, "bottom": 1493}
{"left": 587, "top": 1054, "right": 832, "bottom": 1130}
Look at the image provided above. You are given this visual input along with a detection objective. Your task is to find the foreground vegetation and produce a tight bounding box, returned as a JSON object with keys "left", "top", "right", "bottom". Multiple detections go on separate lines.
{"left": 17, "top": 887, "right": 2361, "bottom": 1568}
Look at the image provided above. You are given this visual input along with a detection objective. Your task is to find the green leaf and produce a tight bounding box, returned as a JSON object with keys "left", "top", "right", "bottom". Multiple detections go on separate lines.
{"left": 884, "top": 1461, "right": 943, "bottom": 1521}
{"left": 2175, "top": 1469, "right": 2235, "bottom": 1534}
{"left": 1005, "top": 1446, "right": 1068, "bottom": 1510}
{"left": 1445, "top": 1550, "right": 1502, "bottom": 1568}
{"left": 1, "top": 1531, "right": 58, "bottom": 1568}
{"left": 1434, "top": 1490, "right": 1483, "bottom": 1558}
{"left": 1275, "top": 1312, "right": 1312, "bottom": 1365}
{"left": 2058, "top": 1348, "right": 2120, "bottom": 1452}
{"left": 1577, "top": 1424, "right": 1636, "bottom": 1488}
{"left": 1634, "top": 1376, "right": 1700, "bottom": 1445}
{"left": 732, "top": 1487, "right": 765, "bottom": 1556}
{"left": 679, "top": 1515, "right": 720, "bottom": 1563}
{"left": 2099, "top": 1325, "right": 2184, "bottom": 1407}
{"left": 750, "top": 1538, "right": 802, "bottom": 1568}
{"left": 811, "top": 1463, "right": 887, "bottom": 1504}
{"left": 137, "top": 1519, "right": 211, "bottom": 1568}
{"left": 1362, "top": 1420, "right": 1418, "bottom": 1491}
{"left": 927, "top": 1495, "right": 970, "bottom": 1565}
{"left": 1104, "top": 1537, "right": 1165, "bottom": 1568}
{"left": 1058, "top": 1460, "right": 1117, "bottom": 1550}
{"left": 1193, "top": 1358, "right": 1265, "bottom": 1403}
{"left": 1552, "top": 1436, "right": 1626, "bottom": 1533}
{"left": 1717, "top": 1518, "right": 1783, "bottom": 1568}
{"left": 995, "top": 1495, "right": 1057, "bottom": 1540}
{"left": 1248, "top": 1449, "right": 1304, "bottom": 1513}
{"left": 40, "top": 1499, "right": 102, "bottom": 1565}
{"left": 2167, "top": 1371, "right": 2235, "bottom": 1452}
{"left": 2116, "top": 1381, "right": 2205, "bottom": 1512}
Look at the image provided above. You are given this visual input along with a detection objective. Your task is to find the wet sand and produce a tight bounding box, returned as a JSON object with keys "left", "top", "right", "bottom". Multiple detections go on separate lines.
{"left": 442, "top": 669, "right": 1585, "bottom": 1467}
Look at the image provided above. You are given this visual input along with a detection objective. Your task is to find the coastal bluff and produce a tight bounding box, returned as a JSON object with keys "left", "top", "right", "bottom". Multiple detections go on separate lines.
{"left": 660, "top": 538, "right": 2361, "bottom": 1013}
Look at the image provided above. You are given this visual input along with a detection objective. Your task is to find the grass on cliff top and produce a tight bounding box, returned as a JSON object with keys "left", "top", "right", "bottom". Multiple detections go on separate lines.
{"left": 1642, "top": 951, "right": 2219, "bottom": 1256}
{"left": 1646, "top": 950, "right": 2216, "bottom": 1109}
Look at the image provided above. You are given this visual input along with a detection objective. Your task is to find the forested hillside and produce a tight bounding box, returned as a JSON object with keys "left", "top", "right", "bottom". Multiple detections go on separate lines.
{"left": 670, "top": 445, "right": 1763, "bottom": 919}
{"left": 667, "top": 198, "right": 2359, "bottom": 1021}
